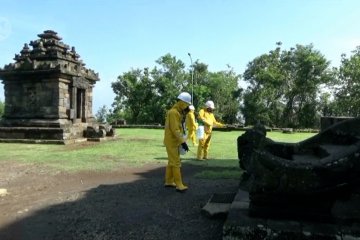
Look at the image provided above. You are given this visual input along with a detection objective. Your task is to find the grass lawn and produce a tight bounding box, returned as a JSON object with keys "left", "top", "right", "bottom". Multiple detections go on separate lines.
{"left": 0, "top": 128, "right": 316, "bottom": 179}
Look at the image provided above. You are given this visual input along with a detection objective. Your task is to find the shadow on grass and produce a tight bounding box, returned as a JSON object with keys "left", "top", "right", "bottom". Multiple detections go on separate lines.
{"left": 0, "top": 163, "right": 240, "bottom": 240}
{"left": 154, "top": 157, "right": 238, "bottom": 163}
{"left": 154, "top": 157, "right": 241, "bottom": 180}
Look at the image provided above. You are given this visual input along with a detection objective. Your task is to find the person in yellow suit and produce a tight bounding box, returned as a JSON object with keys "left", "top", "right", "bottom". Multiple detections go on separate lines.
{"left": 186, "top": 105, "right": 198, "bottom": 146}
{"left": 163, "top": 92, "right": 191, "bottom": 192}
{"left": 197, "top": 100, "right": 225, "bottom": 160}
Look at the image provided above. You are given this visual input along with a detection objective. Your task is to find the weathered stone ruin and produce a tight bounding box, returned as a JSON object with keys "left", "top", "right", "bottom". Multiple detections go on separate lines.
{"left": 320, "top": 116, "right": 353, "bottom": 132}
{"left": 223, "top": 118, "right": 360, "bottom": 239}
{"left": 0, "top": 30, "right": 114, "bottom": 143}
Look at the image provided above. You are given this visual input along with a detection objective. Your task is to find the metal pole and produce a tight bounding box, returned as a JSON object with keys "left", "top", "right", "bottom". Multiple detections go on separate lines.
{"left": 188, "top": 53, "right": 194, "bottom": 104}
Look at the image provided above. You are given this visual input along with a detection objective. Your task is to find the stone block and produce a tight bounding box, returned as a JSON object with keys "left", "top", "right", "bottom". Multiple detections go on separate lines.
{"left": 201, "top": 192, "right": 236, "bottom": 218}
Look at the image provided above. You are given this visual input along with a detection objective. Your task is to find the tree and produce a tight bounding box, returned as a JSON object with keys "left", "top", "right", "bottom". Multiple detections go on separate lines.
{"left": 241, "top": 89, "right": 271, "bottom": 126}
{"left": 111, "top": 68, "right": 157, "bottom": 124}
{"left": 280, "top": 44, "right": 332, "bottom": 128}
{"left": 207, "top": 66, "right": 242, "bottom": 123}
{"left": 191, "top": 61, "right": 211, "bottom": 108}
{"left": 151, "top": 54, "right": 188, "bottom": 123}
{"left": 318, "top": 92, "right": 335, "bottom": 117}
{"left": 111, "top": 54, "right": 189, "bottom": 124}
{"left": 332, "top": 46, "right": 360, "bottom": 116}
{"left": 242, "top": 42, "right": 285, "bottom": 126}
{"left": 95, "top": 105, "right": 109, "bottom": 123}
{"left": 111, "top": 54, "right": 242, "bottom": 125}
{"left": 188, "top": 62, "right": 241, "bottom": 124}
{"left": 0, "top": 100, "right": 4, "bottom": 118}
{"left": 241, "top": 43, "right": 332, "bottom": 128}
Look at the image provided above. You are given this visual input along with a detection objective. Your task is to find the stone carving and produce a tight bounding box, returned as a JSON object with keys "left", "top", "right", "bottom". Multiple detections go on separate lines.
{"left": 237, "top": 118, "right": 360, "bottom": 222}
{"left": 84, "top": 124, "right": 114, "bottom": 139}
{"left": 72, "top": 77, "right": 91, "bottom": 89}
{"left": 84, "top": 126, "right": 106, "bottom": 138}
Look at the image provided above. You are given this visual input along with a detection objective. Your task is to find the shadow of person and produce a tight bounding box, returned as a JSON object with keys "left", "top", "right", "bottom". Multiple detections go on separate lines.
{"left": 0, "top": 163, "right": 239, "bottom": 240}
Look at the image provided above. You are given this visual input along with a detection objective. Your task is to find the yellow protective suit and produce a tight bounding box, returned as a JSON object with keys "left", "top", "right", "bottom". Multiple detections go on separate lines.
{"left": 163, "top": 101, "right": 189, "bottom": 191}
{"left": 185, "top": 110, "right": 198, "bottom": 146}
{"left": 197, "top": 108, "right": 224, "bottom": 160}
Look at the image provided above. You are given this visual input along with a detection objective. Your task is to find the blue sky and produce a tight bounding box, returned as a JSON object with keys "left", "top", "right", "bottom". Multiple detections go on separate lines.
{"left": 1, "top": 0, "right": 359, "bottom": 112}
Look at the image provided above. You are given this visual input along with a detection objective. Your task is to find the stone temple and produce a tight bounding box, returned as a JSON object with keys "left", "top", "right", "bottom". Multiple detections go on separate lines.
{"left": 0, "top": 30, "right": 112, "bottom": 144}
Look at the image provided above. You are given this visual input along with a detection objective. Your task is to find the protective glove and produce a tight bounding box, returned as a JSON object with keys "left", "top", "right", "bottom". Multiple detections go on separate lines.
{"left": 181, "top": 142, "right": 189, "bottom": 152}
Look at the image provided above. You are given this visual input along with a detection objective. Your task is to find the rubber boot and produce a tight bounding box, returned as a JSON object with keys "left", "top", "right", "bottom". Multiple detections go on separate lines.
{"left": 203, "top": 149, "right": 208, "bottom": 160}
{"left": 164, "top": 165, "right": 176, "bottom": 188}
{"left": 197, "top": 145, "right": 204, "bottom": 160}
{"left": 173, "top": 167, "right": 188, "bottom": 192}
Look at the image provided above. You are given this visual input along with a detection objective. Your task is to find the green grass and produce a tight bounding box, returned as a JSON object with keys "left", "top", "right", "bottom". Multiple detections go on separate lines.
{"left": 266, "top": 131, "right": 316, "bottom": 143}
{"left": 0, "top": 128, "right": 316, "bottom": 178}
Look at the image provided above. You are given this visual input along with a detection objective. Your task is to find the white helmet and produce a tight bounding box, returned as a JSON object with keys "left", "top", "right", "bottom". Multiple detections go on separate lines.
{"left": 177, "top": 92, "right": 191, "bottom": 104}
{"left": 189, "top": 105, "right": 195, "bottom": 110}
{"left": 205, "top": 100, "right": 215, "bottom": 109}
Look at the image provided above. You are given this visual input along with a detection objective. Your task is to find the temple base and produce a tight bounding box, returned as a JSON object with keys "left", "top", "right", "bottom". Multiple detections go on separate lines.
{"left": 0, "top": 118, "right": 115, "bottom": 144}
{"left": 223, "top": 190, "right": 360, "bottom": 240}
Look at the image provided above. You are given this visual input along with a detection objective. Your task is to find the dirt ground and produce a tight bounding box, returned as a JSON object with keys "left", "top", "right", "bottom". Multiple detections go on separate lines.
{"left": 0, "top": 158, "right": 239, "bottom": 240}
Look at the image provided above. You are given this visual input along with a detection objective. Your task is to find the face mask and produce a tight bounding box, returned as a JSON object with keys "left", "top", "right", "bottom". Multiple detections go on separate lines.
{"left": 183, "top": 106, "right": 190, "bottom": 114}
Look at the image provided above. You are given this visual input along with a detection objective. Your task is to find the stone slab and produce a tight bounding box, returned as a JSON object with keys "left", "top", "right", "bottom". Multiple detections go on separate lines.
{"left": 223, "top": 189, "right": 360, "bottom": 240}
{"left": 0, "top": 138, "right": 88, "bottom": 144}
{"left": 201, "top": 192, "right": 236, "bottom": 218}
{"left": 201, "top": 202, "right": 231, "bottom": 218}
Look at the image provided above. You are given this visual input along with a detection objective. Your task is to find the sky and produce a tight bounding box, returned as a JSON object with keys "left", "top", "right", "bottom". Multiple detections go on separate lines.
{"left": 0, "top": 0, "right": 360, "bottom": 112}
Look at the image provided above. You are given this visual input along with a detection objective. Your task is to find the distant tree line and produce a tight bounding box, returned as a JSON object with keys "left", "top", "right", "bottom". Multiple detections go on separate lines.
{"left": 242, "top": 43, "right": 360, "bottom": 128}
{"left": 101, "top": 53, "right": 241, "bottom": 125}
{"left": 96, "top": 43, "right": 360, "bottom": 129}
{"left": 0, "top": 100, "right": 4, "bottom": 119}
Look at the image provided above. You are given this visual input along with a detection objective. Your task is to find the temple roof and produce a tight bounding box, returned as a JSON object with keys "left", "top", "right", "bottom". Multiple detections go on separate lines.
{"left": 0, "top": 30, "right": 99, "bottom": 82}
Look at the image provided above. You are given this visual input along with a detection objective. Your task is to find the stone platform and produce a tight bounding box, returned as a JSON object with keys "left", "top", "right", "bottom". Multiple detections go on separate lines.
{"left": 223, "top": 190, "right": 360, "bottom": 240}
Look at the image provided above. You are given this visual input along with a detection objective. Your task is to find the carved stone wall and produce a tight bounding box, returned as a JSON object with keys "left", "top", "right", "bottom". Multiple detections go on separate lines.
{"left": 4, "top": 78, "right": 61, "bottom": 118}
